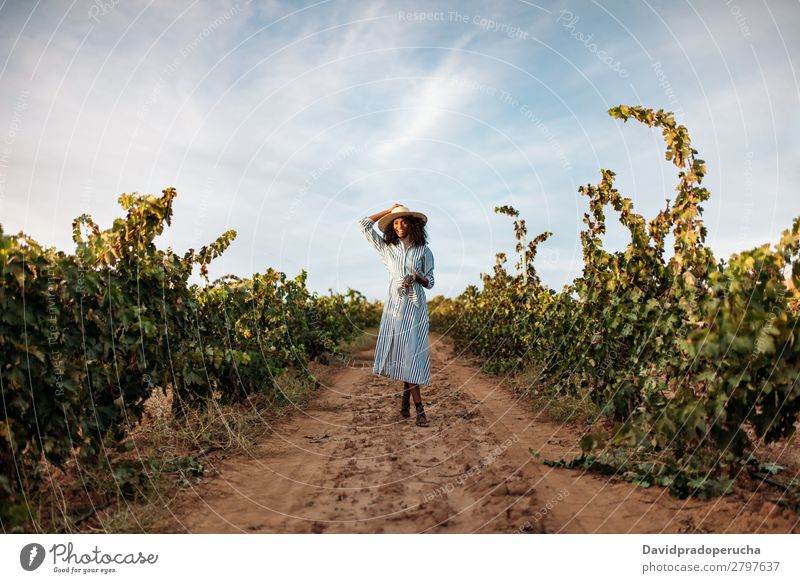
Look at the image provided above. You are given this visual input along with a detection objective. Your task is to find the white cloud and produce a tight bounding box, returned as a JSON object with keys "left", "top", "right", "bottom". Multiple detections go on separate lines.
{"left": 0, "top": 0, "right": 797, "bottom": 300}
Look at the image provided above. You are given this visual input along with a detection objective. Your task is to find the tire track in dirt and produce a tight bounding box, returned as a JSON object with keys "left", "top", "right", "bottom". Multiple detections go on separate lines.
{"left": 157, "top": 333, "right": 798, "bottom": 533}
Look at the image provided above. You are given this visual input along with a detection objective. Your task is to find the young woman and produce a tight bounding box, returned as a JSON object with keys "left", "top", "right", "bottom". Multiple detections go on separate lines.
{"left": 358, "top": 203, "right": 435, "bottom": 427}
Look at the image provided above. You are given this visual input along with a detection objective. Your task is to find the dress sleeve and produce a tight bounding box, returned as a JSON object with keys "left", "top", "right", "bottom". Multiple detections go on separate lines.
{"left": 358, "top": 216, "right": 387, "bottom": 257}
{"left": 422, "top": 246, "right": 435, "bottom": 289}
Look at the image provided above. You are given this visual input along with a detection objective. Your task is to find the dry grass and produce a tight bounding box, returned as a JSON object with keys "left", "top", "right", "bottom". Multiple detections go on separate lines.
{"left": 338, "top": 325, "right": 379, "bottom": 355}
{"left": 510, "top": 362, "right": 601, "bottom": 426}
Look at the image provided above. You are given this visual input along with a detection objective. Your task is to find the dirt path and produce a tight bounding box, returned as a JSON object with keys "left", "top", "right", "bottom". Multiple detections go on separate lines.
{"left": 158, "top": 332, "right": 799, "bottom": 533}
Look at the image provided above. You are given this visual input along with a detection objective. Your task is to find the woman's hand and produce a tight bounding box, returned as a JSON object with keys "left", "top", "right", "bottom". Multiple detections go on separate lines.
{"left": 369, "top": 203, "right": 403, "bottom": 222}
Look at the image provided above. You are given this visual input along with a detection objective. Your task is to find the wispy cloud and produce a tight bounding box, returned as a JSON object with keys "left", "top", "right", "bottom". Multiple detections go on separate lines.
{"left": 0, "top": 0, "right": 797, "bottom": 299}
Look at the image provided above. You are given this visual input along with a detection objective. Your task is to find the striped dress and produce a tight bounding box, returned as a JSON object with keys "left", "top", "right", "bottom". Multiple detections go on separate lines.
{"left": 358, "top": 216, "right": 435, "bottom": 386}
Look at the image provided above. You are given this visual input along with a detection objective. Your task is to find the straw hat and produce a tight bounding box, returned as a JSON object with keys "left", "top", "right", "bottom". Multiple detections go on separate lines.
{"left": 377, "top": 205, "right": 428, "bottom": 232}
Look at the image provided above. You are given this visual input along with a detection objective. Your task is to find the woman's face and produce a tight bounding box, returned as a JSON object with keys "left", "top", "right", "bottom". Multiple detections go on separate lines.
{"left": 393, "top": 217, "right": 409, "bottom": 238}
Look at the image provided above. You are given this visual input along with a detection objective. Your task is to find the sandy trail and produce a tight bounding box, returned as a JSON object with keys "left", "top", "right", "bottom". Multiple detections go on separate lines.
{"left": 158, "top": 332, "right": 799, "bottom": 533}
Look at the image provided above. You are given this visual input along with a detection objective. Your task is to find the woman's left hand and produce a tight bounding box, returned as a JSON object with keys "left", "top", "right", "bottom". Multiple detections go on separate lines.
{"left": 413, "top": 271, "right": 430, "bottom": 288}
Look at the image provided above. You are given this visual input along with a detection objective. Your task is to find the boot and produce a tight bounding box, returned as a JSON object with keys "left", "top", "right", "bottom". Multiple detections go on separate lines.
{"left": 415, "top": 402, "right": 429, "bottom": 427}
{"left": 401, "top": 388, "right": 411, "bottom": 418}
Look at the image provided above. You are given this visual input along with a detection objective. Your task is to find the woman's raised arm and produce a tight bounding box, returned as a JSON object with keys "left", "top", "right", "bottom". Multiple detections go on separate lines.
{"left": 367, "top": 203, "right": 403, "bottom": 222}
{"left": 358, "top": 204, "right": 402, "bottom": 256}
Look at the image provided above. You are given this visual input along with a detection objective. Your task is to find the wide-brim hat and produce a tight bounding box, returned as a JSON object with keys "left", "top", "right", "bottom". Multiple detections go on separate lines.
{"left": 377, "top": 205, "right": 428, "bottom": 232}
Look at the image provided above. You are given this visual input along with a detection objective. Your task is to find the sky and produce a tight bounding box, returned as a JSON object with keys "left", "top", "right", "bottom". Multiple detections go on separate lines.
{"left": 0, "top": 0, "right": 798, "bottom": 301}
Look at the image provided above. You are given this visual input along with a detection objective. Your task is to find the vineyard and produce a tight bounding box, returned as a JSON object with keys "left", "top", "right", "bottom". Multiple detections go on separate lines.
{"left": 2, "top": 105, "right": 798, "bottom": 534}
{"left": 0, "top": 188, "right": 380, "bottom": 530}
{"left": 431, "top": 105, "right": 800, "bottom": 502}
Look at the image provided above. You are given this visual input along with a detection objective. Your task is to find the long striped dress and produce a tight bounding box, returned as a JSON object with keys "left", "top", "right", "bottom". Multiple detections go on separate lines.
{"left": 358, "top": 216, "right": 435, "bottom": 386}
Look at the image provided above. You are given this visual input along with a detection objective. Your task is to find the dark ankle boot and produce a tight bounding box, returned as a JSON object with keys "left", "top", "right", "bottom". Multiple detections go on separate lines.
{"left": 401, "top": 388, "right": 411, "bottom": 418}
{"left": 415, "top": 402, "right": 429, "bottom": 427}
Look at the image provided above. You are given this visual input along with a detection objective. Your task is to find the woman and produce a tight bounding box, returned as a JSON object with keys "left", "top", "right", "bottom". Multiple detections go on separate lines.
{"left": 358, "top": 203, "right": 435, "bottom": 427}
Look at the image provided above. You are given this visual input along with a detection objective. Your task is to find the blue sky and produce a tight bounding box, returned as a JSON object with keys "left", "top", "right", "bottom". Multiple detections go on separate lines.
{"left": 1, "top": 0, "right": 798, "bottom": 300}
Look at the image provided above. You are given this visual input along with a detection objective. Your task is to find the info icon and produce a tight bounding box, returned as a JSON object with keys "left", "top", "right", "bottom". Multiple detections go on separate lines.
{"left": 20, "top": 543, "right": 46, "bottom": 571}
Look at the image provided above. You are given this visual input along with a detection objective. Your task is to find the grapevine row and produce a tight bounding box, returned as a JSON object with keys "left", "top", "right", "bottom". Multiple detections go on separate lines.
{"left": 431, "top": 105, "right": 800, "bottom": 499}
{"left": 0, "top": 188, "right": 380, "bottom": 527}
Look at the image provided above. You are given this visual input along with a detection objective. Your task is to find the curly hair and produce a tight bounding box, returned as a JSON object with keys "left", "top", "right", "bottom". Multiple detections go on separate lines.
{"left": 381, "top": 215, "right": 428, "bottom": 247}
